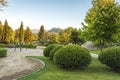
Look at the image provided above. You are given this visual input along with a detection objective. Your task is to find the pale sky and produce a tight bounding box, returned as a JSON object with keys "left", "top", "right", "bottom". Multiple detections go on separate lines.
{"left": 0, "top": 0, "right": 120, "bottom": 30}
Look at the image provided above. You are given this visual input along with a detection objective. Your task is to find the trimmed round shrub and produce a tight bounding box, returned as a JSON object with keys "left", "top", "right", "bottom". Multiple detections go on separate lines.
{"left": 50, "top": 45, "right": 63, "bottom": 60}
{"left": 43, "top": 44, "right": 58, "bottom": 57}
{"left": 98, "top": 47, "right": 120, "bottom": 72}
{"left": 0, "top": 48, "right": 7, "bottom": 58}
{"left": 54, "top": 44, "right": 91, "bottom": 69}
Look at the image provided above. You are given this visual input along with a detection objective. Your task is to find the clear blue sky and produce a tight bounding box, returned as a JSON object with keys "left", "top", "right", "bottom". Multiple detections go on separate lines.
{"left": 0, "top": 0, "right": 120, "bottom": 30}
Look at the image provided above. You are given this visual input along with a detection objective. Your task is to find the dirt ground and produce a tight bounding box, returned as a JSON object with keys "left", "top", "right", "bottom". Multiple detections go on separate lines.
{"left": 0, "top": 47, "right": 44, "bottom": 80}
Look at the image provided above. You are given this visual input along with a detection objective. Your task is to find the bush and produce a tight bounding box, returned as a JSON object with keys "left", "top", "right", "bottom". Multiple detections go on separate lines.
{"left": 50, "top": 45, "right": 63, "bottom": 60}
{"left": 0, "top": 48, "right": 7, "bottom": 58}
{"left": 54, "top": 44, "right": 91, "bottom": 69}
{"left": 98, "top": 46, "right": 120, "bottom": 72}
{"left": 43, "top": 44, "right": 58, "bottom": 57}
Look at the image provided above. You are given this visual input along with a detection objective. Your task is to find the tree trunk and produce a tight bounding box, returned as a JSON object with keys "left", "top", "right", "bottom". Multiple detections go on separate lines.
{"left": 99, "top": 41, "right": 103, "bottom": 54}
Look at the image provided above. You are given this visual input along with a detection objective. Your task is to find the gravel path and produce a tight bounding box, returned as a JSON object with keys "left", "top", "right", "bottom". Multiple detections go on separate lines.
{"left": 0, "top": 47, "right": 44, "bottom": 80}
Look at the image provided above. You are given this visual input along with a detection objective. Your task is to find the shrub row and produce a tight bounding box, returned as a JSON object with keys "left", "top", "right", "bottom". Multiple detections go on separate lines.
{"left": 0, "top": 48, "right": 7, "bottom": 58}
{"left": 43, "top": 44, "right": 58, "bottom": 57}
{"left": 44, "top": 44, "right": 120, "bottom": 72}
{"left": 22, "top": 44, "right": 37, "bottom": 49}
{"left": 44, "top": 44, "right": 91, "bottom": 70}
{"left": 0, "top": 44, "right": 9, "bottom": 48}
{"left": 50, "top": 45, "right": 63, "bottom": 60}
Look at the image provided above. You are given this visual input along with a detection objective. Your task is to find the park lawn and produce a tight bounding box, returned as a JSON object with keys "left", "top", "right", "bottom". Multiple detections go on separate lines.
{"left": 18, "top": 56, "right": 120, "bottom": 80}
{"left": 90, "top": 50, "right": 100, "bottom": 54}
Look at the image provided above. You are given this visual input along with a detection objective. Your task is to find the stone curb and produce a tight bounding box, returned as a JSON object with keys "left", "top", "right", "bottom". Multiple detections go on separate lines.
{"left": 14, "top": 57, "right": 45, "bottom": 80}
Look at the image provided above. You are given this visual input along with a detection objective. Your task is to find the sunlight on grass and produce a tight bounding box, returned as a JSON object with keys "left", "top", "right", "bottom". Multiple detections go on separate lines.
{"left": 90, "top": 50, "right": 100, "bottom": 54}
{"left": 18, "top": 56, "right": 120, "bottom": 80}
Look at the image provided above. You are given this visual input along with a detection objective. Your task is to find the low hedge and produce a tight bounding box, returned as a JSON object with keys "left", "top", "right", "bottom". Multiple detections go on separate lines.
{"left": 0, "top": 44, "right": 8, "bottom": 48}
{"left": 98, "top": 46, "right": 120, "bottom": 72}
{"left": 54, "top": 44, "right": 91, "bottom": 69}
{"left": 0, "top": 48, "right": 7, "bottom": 58}
{"left": 22, "top": 44, "right": 37, "bottom": 49}
{"left": 43, "top": 44, "right": 58, "bottom": 57}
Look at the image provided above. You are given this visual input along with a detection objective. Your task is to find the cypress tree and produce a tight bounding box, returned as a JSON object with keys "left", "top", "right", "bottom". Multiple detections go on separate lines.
{"left": 14, "top": 29, "right": 19, "bottom": 43}
{"left": 38, "top": 25, "right": 45, "bottom": 43}
{"left": 19, "top": 21, "right": 24, "bottom": 43}
{"left": 2, "top": 20, "right": 10, "bottom": 44}
{"left": 24, "top": 26, "right": 33, "bottom": 44}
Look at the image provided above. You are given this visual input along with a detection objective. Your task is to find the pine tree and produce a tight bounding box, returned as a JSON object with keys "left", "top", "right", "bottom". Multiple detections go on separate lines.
{"left": 38, "top": 25, "right": 45, "bottom": 43}
{"left": 2, "top": 20, "right": 10, "bottom": 44}
{"left": 19, "top": 21, "right": 24, "bottom": 43}
{"left": 24, "top": 26, "right": 33, "bottom": 44}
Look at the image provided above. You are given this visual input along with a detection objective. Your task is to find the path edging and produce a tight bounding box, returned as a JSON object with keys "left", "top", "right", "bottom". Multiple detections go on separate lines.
{"left": 15, "top": 57, "right": 45, "bottom": 80}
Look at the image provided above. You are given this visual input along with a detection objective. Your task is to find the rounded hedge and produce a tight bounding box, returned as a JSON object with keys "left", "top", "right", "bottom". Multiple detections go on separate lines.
{"left": 43, "top": 44, "right": 58, "bottom": 57}
{"left": 50, "top": 45, "right": 63, "bottom": 60}
{"left": 98, "top": 47, "right": 120, "bottom": 72}
{"left": 54, "top": 44, "right": 91, "bottom": 69}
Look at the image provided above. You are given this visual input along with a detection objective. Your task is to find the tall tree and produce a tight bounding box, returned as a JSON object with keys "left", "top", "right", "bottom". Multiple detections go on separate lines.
{"left": 19, "top": 21, "right": 24, "bottom": 43}
{"left": 0, "top": 21, "right": 3, "bottom": 42}
{"left": 83, "top": 0, "right": 120, "bottom": 53}
{"left": 9, "top": 26, "right": 14, "bottom": 42}
{"left": 38, "top": 25, "right": 45, "bottom": 43}
{"left": 14, "top": 29, "right": 19, "bottom": 43}
{"left": 24, "top": 26, "right": 33, "bottom": 44}
{"left": 2, "top": 20, "right": 10, "bottom": 43}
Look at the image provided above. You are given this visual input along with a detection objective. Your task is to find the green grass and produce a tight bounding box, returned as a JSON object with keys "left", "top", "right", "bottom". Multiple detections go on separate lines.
{"left": 90, "top": 50, "right": 100, "bottom": 54}
{"left": 18, "top": 56, "right": 120, "bottom": 80}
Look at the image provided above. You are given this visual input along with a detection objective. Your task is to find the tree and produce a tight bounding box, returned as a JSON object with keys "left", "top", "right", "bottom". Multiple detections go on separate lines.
{"left": 46, "top": 32, "right": 60, "bottom": 44}
{"left": 0, "top": 0, "right": 7, "bottom": 10}
{"left": 70, "top": 29, "right": 85, "bottom": 45}
{"left": 18, "top": 21, "right": 24, "bottom": 51}
{"left": 24, "top": 26, "right": 33, "bottom": 44}
{"left": 14, "top": 29, "right": 19, "bottom": 43}
{"left": 2, "top": 20, "right": 10, "bottom": 43}
{"left": 9, "top": 26, "right": 14, "bottom": 43}
{"left": 38, "top": 25, "right": 45, "bottom": 43}
{"left": 0, "top": 21, "right": 3, "bottom": 42}
{"left": 59, "top": 27, "right": 74, "bottom": 44}
{"left": 83, "top": 0, "right": 120, "bottom": 53}
{"left": 19, "top": 21, "right": 24, "bottom": 43}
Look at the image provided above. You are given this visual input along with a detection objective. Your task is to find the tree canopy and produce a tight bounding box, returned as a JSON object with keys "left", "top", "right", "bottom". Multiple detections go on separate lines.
{"left": 83, "top": 0, "right": 120, "bottom": 52}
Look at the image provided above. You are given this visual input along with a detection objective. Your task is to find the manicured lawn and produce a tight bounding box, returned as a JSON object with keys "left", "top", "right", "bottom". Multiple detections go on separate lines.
{"left": 90, "top": 50, "right": 100, "bottom": 54}
{"left": 18, "top": 56, "right": 120, "bottom": 80}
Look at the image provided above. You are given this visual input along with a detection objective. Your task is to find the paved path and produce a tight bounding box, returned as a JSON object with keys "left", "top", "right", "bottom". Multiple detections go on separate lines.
{"left": 90, "top": 53, "right": 98, "bottom": 58}
{"left": 0, "top": 47, "right": 44, "bottom": 80}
